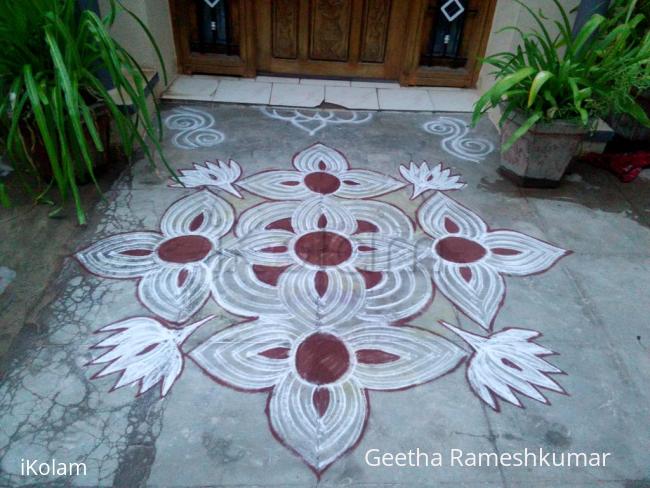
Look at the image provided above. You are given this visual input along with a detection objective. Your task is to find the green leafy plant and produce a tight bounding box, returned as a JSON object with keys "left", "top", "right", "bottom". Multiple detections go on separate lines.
{"left": 607, "top": 0, "right": 650, "bottom": 35}
{"left": 0, "top": 0, "right": 172, "bottom": 223}
{"left": 605, "top": 0, "right": 650, "bottom": 92}
{"left": 472, "top": 0, "right": 650, "bottom": 151}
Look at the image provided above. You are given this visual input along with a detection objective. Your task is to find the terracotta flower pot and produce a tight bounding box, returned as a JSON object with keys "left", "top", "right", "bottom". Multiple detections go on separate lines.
{"left": 499, "top": 111, "right": 589, "bottom": 188}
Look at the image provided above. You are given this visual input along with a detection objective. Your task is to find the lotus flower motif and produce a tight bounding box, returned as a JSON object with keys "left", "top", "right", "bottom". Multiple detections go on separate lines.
{"left": 170, "top": 159, "right": 242, "bottom": 198}
{"left": 399, "top": 161, "right": 465, "bottom": 198}
{"left": 89, "top": 315, "right": 213, "bottom": 397}
{"left": 442, "top": 322, "right": 566, "bottom": 411}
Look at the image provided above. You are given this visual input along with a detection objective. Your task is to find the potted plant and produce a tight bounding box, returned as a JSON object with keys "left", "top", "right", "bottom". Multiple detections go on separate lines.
{"left": 472, "top": 0, "right": 650, "bottom": 187}
{"left": 0, "top": 0, "right": 173, "bottom": 223}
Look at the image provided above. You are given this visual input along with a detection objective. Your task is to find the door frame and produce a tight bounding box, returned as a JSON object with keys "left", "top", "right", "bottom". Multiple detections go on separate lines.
{"left": 170, "top": 0, "right": 497, "bottom": 87}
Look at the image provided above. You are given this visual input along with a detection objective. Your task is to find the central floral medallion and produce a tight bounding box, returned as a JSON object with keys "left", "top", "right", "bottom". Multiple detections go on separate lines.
{"left": 294, "top": 231, "right": 353, "bottom": 266}
{"left": 294, "top": 332, "right": 351, "bottom": 385}
{"left": 435, "top": 236, "right": 487, "bottom": 264}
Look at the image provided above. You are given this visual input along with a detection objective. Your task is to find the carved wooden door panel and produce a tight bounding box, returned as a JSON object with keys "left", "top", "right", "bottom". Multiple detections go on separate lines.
{"left": 254, "top": 0, "right": 409, "bottom": 79}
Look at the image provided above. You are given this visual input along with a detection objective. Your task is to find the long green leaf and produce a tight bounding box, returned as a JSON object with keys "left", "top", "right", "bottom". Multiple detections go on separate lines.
{"left": 472, "top": 67, "right": 536, "bottom": 125}
{"left": 0, "top": 183, "right": 10, "bottom": 208}
{"left": 23, "top": 65, "right": 65, "bottom": 195}
{"left": 503, "top": 112, "right": 543, "bottom": 151}
{"left": 572, "top": 15, "right": 606, "bottom": 58}
{"left": 528, "top": 71, "right": 554, "bottom": 107}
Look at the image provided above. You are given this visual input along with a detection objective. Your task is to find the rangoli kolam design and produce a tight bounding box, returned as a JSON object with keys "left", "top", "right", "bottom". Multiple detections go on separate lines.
{"left": 75, "top": 143, "right": 570, "bottom": 477}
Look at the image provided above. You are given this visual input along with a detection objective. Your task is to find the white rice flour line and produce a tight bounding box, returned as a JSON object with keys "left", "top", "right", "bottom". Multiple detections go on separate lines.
{"left": 423, "top": 116, "right": 495, "bottom": 163}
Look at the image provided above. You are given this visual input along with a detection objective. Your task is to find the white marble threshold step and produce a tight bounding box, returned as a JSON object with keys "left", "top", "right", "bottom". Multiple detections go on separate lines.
{"left": 162, "top": 75, "right": 480, "bottom": 113}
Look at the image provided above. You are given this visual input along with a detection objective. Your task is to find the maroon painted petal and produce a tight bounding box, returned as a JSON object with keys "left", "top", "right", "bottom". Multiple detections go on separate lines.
{"left": 444, "top": 218, "right": 460, "bottom": 234}
{"left": 252, "top": 264, "right": 290, "bottom": 286}
{"left": 189, "top": 213, "right": 205, "bottom": 232}
{"left": 121, "top": 249, "right": 153, "bottom": 256}
{"left": 259, "top": 347, "right": 291, "bottom": 360}
{"left": 266, "top": 218, "right": 295, "bottom": 233}
{"left": 313, "top": 387, "right": 330, "bottom": 418}
{"left": 355, "top": 220, "right": 379, "bottom": 234}
{"left": 318, "top": 161, "right": 327, "bottom": 170}
{"left": 315, "top": 270, "right": 329, "bottom": 298}
{"left": 261, "top": 246, "right": 289, "bottom": 253}
{"left": 177, "top": 268, "right": 189, "bottom": 287}
{"left": 357, "top": 268, "right": 383, "bottom": 289}
{"left": 318, "top": 214, "right": 328, "bottom": 229}
{"left": 281, "top": 181, "right": 301, "bottom": 186}
{"left": 492, "top": 247, "right": 523, "bottom": 256}
{"left": 355, "top": 349, "right": 400, "bottom": 364}
{"left": 459, "top": 266, "right": 473, "bottom": 283}
{"left": 358, "top": 245, "right": 376, "bottom": 252}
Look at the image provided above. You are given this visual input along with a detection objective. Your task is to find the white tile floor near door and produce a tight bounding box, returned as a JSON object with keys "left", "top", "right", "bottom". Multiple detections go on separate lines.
{"left": 162, "top": 75, "right": 480, "bottom": 112}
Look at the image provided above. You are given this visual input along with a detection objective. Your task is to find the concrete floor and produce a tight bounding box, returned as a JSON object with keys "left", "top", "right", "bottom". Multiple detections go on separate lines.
{"left": 0, "top": 161, "right": 125, "bottom": 362}
{"left": 0, "top": 103, "right": 649, "bottom": 487}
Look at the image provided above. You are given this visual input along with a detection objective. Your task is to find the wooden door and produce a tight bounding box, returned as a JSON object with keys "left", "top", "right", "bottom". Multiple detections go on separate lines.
{"left": 254, "top": 0, "right": 410, "bottom": 80}
{"left": 170, "top": 0, "right": 497, "bottom": 86}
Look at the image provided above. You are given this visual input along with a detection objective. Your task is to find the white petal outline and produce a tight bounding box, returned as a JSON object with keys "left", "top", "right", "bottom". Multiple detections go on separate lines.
{"left": 138, "top": 263, "right": 211, "bottom": 323}
{"left": 417, "top": 193, "right": 487, "bottom": 239}
{"left": 160, "top": 189, "right": 234, "bottom": 241}
{"left": 359, "top": 264, "right": 434, "bottom": 324}
{"left": 292, "top": 143, "right": 349, "bottom": 174}
{"left": 234, "top": 230, "right": 295, "bottom": 267}
{"left": 89, "top": 315, "right": 212, "bottom": 397}
{"left": 75, "top": 232, "right": 162, "bottom": 279}
{"left": 239, "top": 170, "right": 314, "bottom": 200}
{"left": 189, "top": 319, "right": 303, "bottom": 391}
{"left": 277, "top": 266, "right": 366, "bottom": 327}
{"left": 353, "top": 234, "right": 416, "bottom": 272}
{"left": 341, "top": 199, "right": 414, "bottom": 238}
{"left": 278, "top": 267, "right": 321, "bottom": 327}
{"left": 210, "top": 257, "right": 291, "bottom": 319}
{"left": 334, "top": 169, "right": 405, "bottom": 199}
{"left": 482, "top": 230, "right": 569, "bottom": 276}
{"left": 291, "top": 196, "right": 357, "bottom": 235}
{"left": 236, "top": 201, "right": 296, "bottom": 236}
{"left": 433, "top": 260, "right": 505, "bottom": 330}
{"left": 340, "top": 323, "right": 465, "bottom": 390}
{"left": 268, "top": 374, "right": 367, "bottom": 474}
{"left": 318, "top": 267, "right": 366, "bottom": 327}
